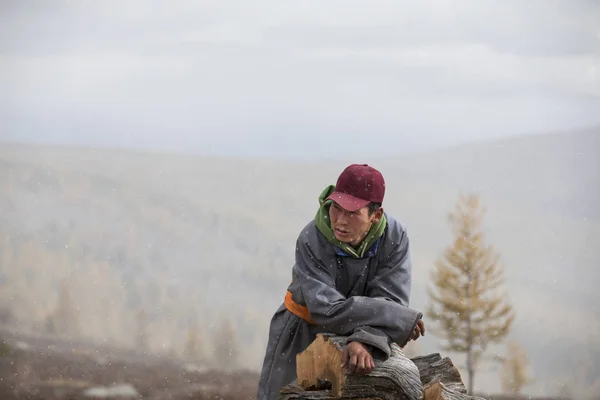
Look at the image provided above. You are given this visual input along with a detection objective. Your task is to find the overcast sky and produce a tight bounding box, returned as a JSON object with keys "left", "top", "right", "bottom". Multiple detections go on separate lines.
{"left": 1, "top": 0, "right": 599, "bottom": 159}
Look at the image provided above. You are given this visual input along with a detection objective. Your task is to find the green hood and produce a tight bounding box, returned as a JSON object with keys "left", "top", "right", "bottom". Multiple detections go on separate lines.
{"left": 314, "top": 185, "right": 387, "bottom": 258}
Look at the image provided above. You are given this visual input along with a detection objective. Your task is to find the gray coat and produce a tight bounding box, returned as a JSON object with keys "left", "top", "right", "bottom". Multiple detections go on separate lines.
{"left": 256, "top": 213, "right": 422, "bottom": 400}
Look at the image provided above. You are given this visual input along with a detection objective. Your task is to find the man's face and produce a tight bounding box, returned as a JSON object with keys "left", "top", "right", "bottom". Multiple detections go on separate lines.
{"left": 329, "top": 201, "right": 383, "bottom": 246}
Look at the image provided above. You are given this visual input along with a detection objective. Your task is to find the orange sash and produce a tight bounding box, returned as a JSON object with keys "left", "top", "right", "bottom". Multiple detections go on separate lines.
{"left": 284, "top": 290, "right": 316, "bottom": 325}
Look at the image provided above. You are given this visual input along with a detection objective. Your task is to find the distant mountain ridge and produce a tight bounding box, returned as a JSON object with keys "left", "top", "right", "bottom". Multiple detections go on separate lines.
{"left": 376, "top": 125, "right": 600, "bottom": 221}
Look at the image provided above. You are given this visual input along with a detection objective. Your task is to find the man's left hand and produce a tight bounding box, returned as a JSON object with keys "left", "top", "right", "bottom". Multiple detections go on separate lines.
{"left": 410, "top": 319, "right": 425, "bottom": 341}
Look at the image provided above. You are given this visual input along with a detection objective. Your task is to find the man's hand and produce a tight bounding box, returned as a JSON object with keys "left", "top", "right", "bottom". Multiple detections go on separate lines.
{"left": 341, "top": 341, "right": 375, "bottom": 375}
{"left": 410, "top": 319, "right": 425, "bottom": 341}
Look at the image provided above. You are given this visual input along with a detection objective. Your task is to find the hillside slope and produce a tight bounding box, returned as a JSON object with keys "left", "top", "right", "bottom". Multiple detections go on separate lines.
{"left": 0, "top": 127, "right": 598, "bottom": 397}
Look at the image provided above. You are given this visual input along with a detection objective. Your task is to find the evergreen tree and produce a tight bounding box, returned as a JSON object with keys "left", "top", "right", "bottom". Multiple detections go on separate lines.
{"left": 47, "top": 280, "right": 80, "bottom": 336}
{"left": 427, "top": 193, "right": 514, "bottom": 394}
{"left": 213, "top": 318, "right": 239, "bottom": 370}
{"left": 183, "top": 319, "right": 203, "bottom": 362}
{"left": 135, "top": 308, "right": 149, "bottom": 351}
{"left": 500, "top": 341, "right": 532, "bottom": 395}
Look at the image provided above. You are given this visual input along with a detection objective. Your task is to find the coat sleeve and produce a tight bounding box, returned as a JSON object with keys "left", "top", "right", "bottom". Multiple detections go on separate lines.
{"left": 345, "top": 227, "right": 414, "bottom": 357}
{"left": 292, "top": 231, "right": 422, "bottom": 350}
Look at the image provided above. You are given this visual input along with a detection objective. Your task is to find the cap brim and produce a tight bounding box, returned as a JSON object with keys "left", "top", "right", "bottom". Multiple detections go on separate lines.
{"left": 326, "top": 192, "right": 370, "bottom": 212}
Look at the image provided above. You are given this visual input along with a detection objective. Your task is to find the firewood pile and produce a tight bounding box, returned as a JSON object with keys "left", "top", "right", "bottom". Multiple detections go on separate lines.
{"left": 278, "top": 333, "right": 485, "bottom": 400}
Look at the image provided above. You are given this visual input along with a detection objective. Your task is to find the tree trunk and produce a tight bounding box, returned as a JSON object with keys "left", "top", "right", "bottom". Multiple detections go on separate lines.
{"left": 467, "top": 365, "right": 474, "bottom": 396}
{"left": 466, "top": 347, "right": 474, "bottom": 395}
{"left": 466, "top": 270, "right": 474, "bottom": 395}
{"left": 279, "top": 333, "right": 486, "bottom": 400}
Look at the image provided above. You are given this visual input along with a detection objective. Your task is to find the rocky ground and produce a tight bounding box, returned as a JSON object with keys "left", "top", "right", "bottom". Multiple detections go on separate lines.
{"left": 0, "top": 329, "right": 578, "bottom": 400}
{"left": 0, "top": 328, "right": 259, "bottom": 400}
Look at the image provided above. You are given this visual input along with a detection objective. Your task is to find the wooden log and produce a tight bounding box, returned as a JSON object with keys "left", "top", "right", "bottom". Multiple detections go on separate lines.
{"left": 279, "top": 334, "right": 485, "bottom": 400}
{"left": 411, "top": 354, "right": 474, "bottom": 399}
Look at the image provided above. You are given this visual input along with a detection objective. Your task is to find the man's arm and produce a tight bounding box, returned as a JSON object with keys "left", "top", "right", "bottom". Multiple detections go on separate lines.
{"left": 292, "top": 229, "right": 422, "bottom": 349}
{"left": 346, "top": 227, "right": 415, "bottom": 356}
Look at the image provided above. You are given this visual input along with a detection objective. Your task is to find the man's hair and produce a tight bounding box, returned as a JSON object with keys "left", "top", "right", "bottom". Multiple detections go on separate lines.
{"left": 368, "top": 202, "right": 382, "bottom": 215}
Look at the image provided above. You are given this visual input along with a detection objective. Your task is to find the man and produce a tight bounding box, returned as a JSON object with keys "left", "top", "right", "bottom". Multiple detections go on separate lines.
{"left": 257, "top": 164, "right": 425, "bottom": 400}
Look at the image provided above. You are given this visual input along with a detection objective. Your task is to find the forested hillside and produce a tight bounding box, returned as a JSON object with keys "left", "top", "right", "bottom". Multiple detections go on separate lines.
{"left": 1, "top": 127, "right": 598, "bottom": 396}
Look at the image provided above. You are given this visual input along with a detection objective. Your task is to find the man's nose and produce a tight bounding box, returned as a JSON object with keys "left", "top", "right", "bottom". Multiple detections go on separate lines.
{"left": 337, "top": 211, "right": 350, "bottom": 223}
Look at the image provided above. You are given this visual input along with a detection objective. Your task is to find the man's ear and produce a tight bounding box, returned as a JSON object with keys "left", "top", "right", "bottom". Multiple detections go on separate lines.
{"left": 372, "top": 207, "right": 384, "bottom": 223}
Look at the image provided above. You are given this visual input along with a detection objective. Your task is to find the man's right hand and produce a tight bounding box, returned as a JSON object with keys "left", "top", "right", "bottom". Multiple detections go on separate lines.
{"left": 341, "top": 341, "right": 375, "bottom": 375}
{"left": 410, "top": 319, "right": 425, "bottom": 341}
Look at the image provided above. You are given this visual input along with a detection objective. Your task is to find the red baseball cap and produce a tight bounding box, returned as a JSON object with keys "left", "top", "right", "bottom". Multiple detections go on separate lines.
{"left": 326, "top": 164, "right": 385, "bottom": 212}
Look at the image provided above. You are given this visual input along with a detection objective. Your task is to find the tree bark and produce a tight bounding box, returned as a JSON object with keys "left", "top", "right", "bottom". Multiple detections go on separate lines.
{"left": 466, "top": 347, "right": 474, "bottom": 395}
{"left": 279, "top": 334, "right": 486, "bottom": 400}
{"left": 467, "top": 266, "right": 474, "bottom": 396}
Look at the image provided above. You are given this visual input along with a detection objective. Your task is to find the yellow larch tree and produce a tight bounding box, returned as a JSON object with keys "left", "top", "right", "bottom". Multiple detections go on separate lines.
{"left": 427, "top": 193, "right": 515, "bottom": 394}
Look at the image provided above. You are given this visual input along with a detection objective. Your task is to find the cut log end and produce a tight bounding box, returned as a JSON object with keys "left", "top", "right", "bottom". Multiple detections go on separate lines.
{"left": 296, "top": 333, "right": 346, "bottom": 397}
{"left": 422, "top": 381, "right": 441, "bottom": 400}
